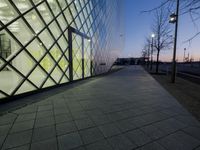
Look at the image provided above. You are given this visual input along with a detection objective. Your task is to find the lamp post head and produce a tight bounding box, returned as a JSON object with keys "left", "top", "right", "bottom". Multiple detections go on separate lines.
{"left": 169, "top": 13, "right": 177, "bottom": 23}
{"left": 151, "top": 34, "right": 155, "bottom": 38}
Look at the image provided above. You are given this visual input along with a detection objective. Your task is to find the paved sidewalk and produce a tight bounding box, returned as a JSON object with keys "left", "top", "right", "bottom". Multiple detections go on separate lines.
{"left": 0, "top": 66, "right": 200, "bottom": 150}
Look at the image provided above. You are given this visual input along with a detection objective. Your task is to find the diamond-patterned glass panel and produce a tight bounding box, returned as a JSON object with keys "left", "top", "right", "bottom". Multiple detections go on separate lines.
{"left": 14, "top": 0, "right": 32, "bottom": 14}
{"left": 43, "top": 78, "right": 55, "bottom": 88}
{"left": 49, "top": 21, "right": 61, "bottom": 39}
{"left": 40, "top": 53, "right": 55, "bottom": 73}
{"left": 59, "top": 56, "right": 69, "bottom": 72}
{"left": 50, "top": 66, "right": 63, "bottom": 83}
{"left": 50, "top": 45, "right": 62, "bottom": 61}
{"left": 57, "top": 14, "right": 67, "bottom": 31}
{"left": 47, "top": 0, "right": 60, "bottom": 16}
{"left": 12, "top": 51, "right": 35, "bottom": 76}
{"left": 8, "top": 19, "right": 33, "bottom": 45}
{"left": 0, "top": 30, "right": 21, "bottom": 66}
{"left": 58, "top": 35, "right": 68, "bottom": 51}
{"left": 24, "top": 10, "right": 44, "bottom": 34}
{"left": 0, "top": 69, "right": 23, "bottom": 95}
{"left": 57, "top": 0, "right": 67, "bottom": 10}
{"left": 15, "top": 81, "right": 36, "bottom": 95}
{"left": 60, "top": 76, "right": 69, "bottom": 84}
{"left": 0, "top": 0, "right": 124, "bottom": 100}
{"left": 72, "top": 33, "right": 82, "bottom": 80}
{"left": 37, "top": 2, "right": 53, "bottom": 24}
{"left": 84, "top": 39, "right": 91, "bottom": 77}
{"left": 26, "top": 40, "right": 46, "bottom": 61}
{"left": 0, "top": 0, "right": 18, "bottom": 25}
{"left": 64, "top": 8, "right": 73, "bottom": 25}
{"left": 0, "top": 92, "right": 6, "bottom": 99}
{"left": 28, "top": 66, "right": 47, "bottom": 88}
{"left": 38, "top": 29, "right": 54, "bottom": 48}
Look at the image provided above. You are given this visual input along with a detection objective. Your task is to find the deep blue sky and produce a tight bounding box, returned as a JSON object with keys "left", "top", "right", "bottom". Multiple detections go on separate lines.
{"left": 123, "top": 0, "right": 200, "bottom": 61}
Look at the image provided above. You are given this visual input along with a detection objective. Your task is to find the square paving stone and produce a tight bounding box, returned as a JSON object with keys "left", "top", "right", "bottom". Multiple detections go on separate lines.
{"left": 139, "top": 142, "right": 166, "bottom": 150}
{"left": 75, "top": 118, "right": 95, "bottom": 130}
{"left": 37, "top": 105, "right": 53, "bottom": 112}
{"left": 56, "top": 121, "right": 77, "bottom": 135}
{"left": 55, "top": 114, "right": 73, "bottom": 124}
{"left": 36, "top": 100, "right": 52, "bottom": 106}
{"left": 30, "top": 138, "right": 57, "bottom": 150}
{"left": 2, "top": 130, "right": 32, "bottom": 149}
{"left": 107, "top": 112, "right": 125, "bottom": 122}
{"left": 153, "top": 118, "right": 186, "bottom": 134}
{"left": 36, "top": 110, "right": 54, "bottom": 118}
{"left": 71, "top": 111, "right": 89, "bottom": 120}
{"left": 54, "top": 108, "right": 70, "bottom": 115}
{"left": 34, "top": 117, "right": 55, "bottom": 128}
{"left": 125, "top": 129, "right": 152, "bottom": 147}
{"left": 10, "top": 120, "right": 34, "bottom": 133}
{"left": 32, "top": 125, "right": 56, "bottom": 142}
{"left": 175, "top": 115, "right": 200, "bottom": 127}
{"left": 79, "top": 127, "right": 104, "bottom": 144}
{"left": 128, "top": 117, "right": 147, "bottom": 128}
{"left": 86, "top": 140, "right": 113, "bottom": 150}
{"left": 141, "top": 113, "right": 166, "bottom": 124}
{"left": 0, "top": 124, "right": 11, "bottom": 136}
{"left": 86, "top": 109, "right": 104, "bottom": 117}
{"left": 72, "top": 147, "right": 86, "bottom": 150}
{"left": 91, "top": 115, "right": 112, "bottom": 125}
{"left": 58, "top": 132, "right": 83, "bottom": 150}
{"left": 0, "top": 113, "right": 17, "bottom": 126}
{"left": 141, "top": 124, "right": 166, "bottom": 140}
{"left": 8, "top": 144, "right": 30, "bottom": 150}
{"left": 14, "top": 106, "right": 37, "bottom": 114}
{"left": 183, "top": 126, "right": 200, "bottom": 141}
{"left": 108, "top": 134, "right": 137, "bottom": 150}
{"left": 158, "top": 131, "right": 200, "bottom": 150}
{"left": 116, "top": 119, "right": 136, "bottom": 132}
{"left": 99, "top": 123, "right": 121, "bottom": 137}
{"left": 15, "top": 113, "right": 36, "bottom": 122}
{"left": 0, "top": 135, "right": 6, "bottom": 148}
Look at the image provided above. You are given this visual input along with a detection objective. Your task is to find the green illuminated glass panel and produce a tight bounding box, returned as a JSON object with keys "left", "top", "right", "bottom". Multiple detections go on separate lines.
{"left": 16, "top": 81, "right": 36, "bottom": 95}
{"left": 0, "top": 69, "right": 23, "bottom": 94}
{"left": 0, "top": 93, "right": 5, "bottom": 99}
{"left": 50, "top": 45, "right": 62, "bottom": 61}
{"left": 84, "top": 39, "right": 91, "bottom": 77}
{"left": 40, "top": 54, "right": 55, "bottom": 73}
{"left": 28, "top": 66, "right": 47, "bottom": 88}
{"left": 72, "top": 33, "right": 82, "bottom": 80}
{"left": 0, "top": 0, "right": 18, "bottom": 25}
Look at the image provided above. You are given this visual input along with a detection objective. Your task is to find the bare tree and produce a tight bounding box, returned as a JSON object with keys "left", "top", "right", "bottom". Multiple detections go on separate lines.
{"left": 151, "top": 7, "right": 173, "bottom": 73}
{"left": 144, "top": 0, "right": 200, "bottom": 41}
{"left": 142, "top": 37, "right": 152, "bottom": 68}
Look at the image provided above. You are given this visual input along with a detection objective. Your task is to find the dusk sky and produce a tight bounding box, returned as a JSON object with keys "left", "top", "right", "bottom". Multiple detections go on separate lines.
{"left": 123, "top": 0, "right": 200, "bottom": 62}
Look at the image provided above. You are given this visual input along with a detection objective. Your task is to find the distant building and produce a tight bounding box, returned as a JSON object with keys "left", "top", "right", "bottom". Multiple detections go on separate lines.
{"left": 114, "top": 57, "right": 146, "bottom": 65}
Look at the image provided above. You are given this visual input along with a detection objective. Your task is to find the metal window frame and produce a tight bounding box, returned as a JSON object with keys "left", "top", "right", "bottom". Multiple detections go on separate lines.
{"left": 68, "top": 26, "right": 91, "bottom": 82}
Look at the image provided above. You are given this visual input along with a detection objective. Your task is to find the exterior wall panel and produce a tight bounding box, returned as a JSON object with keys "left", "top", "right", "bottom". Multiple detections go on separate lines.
{"left": 0, "top": 0, "right": 124, "bottom": 100}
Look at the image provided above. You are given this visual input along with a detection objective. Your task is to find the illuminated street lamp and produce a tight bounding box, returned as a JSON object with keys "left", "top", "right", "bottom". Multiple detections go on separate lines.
{"left": 169, "top": 13, "right": 177, "bottom": 24}
{"left": 169, "top": 0, "right": 179, "bottom": 83}
{"left": 150, "top": 34, "right": 155, "bottom": 70}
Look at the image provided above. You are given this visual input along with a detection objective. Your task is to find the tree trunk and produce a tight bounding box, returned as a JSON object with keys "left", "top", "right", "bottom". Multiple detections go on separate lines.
{"left": 156, "top": 49, "right": 160, "bottom": 73}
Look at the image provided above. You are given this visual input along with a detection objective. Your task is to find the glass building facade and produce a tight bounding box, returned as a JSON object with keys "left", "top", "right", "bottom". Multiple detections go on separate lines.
{"left": 0, "top": 0, "right": 124, "bottom": 100}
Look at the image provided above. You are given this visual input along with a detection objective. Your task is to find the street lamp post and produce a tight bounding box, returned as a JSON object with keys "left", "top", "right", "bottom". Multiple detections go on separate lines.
{"left": 150, "top": 34, "right": 155, "bottom": 70}
{"left": 170, "top": 0, "right": 180, "bottom": 83}
{"left": 183, "top": 48, "right": 186, "bottom": 62}
{"left": 147, "top": 41, "right": 150, "bottom": 68}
